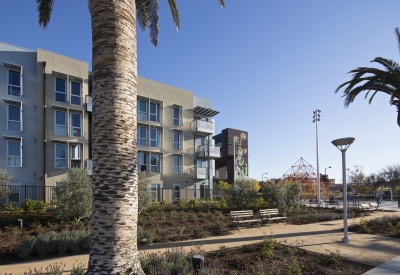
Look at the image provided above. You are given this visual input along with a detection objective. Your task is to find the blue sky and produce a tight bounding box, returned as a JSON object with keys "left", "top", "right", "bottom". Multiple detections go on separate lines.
{"left": 1, "top": 1, "right": 400, "bottom": 183}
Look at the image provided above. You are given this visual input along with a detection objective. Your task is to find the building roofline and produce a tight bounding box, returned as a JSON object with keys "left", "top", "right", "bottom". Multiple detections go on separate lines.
{"left": 37, "top": 48, "right": 88, "bottom": 64}
{"left": 138, "top": 76, "right": 194, "bottom": 95}
{"left": 0, "top": 41, "right": 34, "bottom": 52}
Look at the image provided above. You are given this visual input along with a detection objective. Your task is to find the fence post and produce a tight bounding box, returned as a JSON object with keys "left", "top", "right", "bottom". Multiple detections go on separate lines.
{"left": 24, "top": 185, "right": 27, "bottom": 202}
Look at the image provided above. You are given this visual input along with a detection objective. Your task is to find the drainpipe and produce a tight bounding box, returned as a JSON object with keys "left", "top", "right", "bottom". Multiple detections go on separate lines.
{"left": 42, "top": 62, "right": 46, "bottom": 197}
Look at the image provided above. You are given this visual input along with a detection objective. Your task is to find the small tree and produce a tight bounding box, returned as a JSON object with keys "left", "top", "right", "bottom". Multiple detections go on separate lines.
{"left": 227, "top": 178, "right": 260, "bottom": 209}
{"left": 0, "top": 169, "right": 12, "bottom": 209}
{"left": 51, "top": 168, "right": 92, "bottom": 222}
{"left": 262, "top": 180, "right": 302, "bottom": 211}
{"left": 138, "top": 173, "right": 155, "bottom": 215}
{"left": 214, "top": 180, "right": 229, "bottom": 190}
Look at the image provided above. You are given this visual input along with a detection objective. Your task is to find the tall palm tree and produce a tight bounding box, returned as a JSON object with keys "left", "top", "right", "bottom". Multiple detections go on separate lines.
{"left": 335, "top": 28, "right": 400, "bottom": 127}
{"left": 36, "top": 0, "right": 225, "bottom": 274}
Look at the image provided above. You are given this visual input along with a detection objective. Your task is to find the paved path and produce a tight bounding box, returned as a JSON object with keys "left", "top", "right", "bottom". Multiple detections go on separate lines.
{"left": 1, "top": 211, "right": 400, "bottom": 274}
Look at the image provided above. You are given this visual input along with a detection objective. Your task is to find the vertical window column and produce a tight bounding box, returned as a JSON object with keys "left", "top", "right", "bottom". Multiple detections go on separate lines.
{"left": 54, "top": 110, "right": 67, "bottom": 136}
{"left": 7, "top": 139, "right": 22, "bottom": 167}
{"left": 7, "top": 104, "right": 21, "bottom": 132}
{"left": 138, "top": 151, "right": 147, "bottom": 173}
{"left": 55, "top": 143, "right": 67, "bottom": 169}
{"left": 138, "top": 126, "right": 147, "bottom": 146}
{"left": 70, "top": 81, "right": 82, "bottom": 105}
{"left": 55, "top": 78, "right": 67, "bottom": 103}
{"left": 70, "top": 113, "right": 82, "bottom": 137}
{"left": 8, "top": 70, "right": 21, "bottom": 96}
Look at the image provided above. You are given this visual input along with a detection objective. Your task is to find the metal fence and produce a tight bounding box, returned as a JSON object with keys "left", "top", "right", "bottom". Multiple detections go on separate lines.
{"left": 3, "top": 186, "right": 232, "bottom": 208}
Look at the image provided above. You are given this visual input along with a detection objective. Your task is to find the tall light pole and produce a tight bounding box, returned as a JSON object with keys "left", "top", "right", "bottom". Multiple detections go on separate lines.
{"left": 233, "top": 138, "right": 236, "bottom": 183}
{"left": 325, "top": 166, "right": 331, "bottom": 176}
{"left": 313, "top": 109, "right": 321, "bottom": 206}
{"left": 332, "top": 137, "right": 355, "bottom": 243}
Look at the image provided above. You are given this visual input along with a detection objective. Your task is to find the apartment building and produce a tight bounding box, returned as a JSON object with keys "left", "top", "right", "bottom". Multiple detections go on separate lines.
{"left": 0, "top": 42, "right": 219, "bottom": 204}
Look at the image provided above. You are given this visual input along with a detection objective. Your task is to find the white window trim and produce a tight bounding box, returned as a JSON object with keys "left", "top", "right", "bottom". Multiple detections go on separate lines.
{"left": 173, "top": 154, "right": 183, "bottom": 175}
{"left": 70, "top": 81, "right": 82, "bottom": 106}
{"left": 7, "top": 69, "right": 22, "bottom": 97}
{"left": 54, "top": 110, "right": 67, "bottom": 136}
{"left": 173, "top": 106, "right": 182, "bottom": 127}
{"left": 7, "top": 139, "right": 22, "bottom": 168}
{"left": 70, "top": 112, "right": 82, "bottom": 137}
{"left": 150, "top": 127, "right": 161, "bottom": 148}
{"left": 150, "top": 153, "right": 161, "bottom": 174}
{"left": 138, "top": 99, "right": 148, "bottom": 120}
{"left": 150, "top": 102, "right": 160, "bottom": 122}
{"left": 54, "top": 143, "right": 67, "bottom": 169}
{"left": 54, "top": 77, "right": 67, "bottom": 103}
{"left": 7, "top": 104, "right": 22, "bottom": 132}
{"left": 70, "top": 143, "right": 82, "bottom": 168}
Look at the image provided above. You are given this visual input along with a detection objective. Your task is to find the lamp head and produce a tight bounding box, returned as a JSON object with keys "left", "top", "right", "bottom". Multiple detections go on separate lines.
{"left": 331, "top": 137, "right": 355, "bottom": 152}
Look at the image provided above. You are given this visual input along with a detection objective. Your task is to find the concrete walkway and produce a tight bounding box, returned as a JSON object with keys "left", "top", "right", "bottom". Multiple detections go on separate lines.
{"left": 1, "top": 211, "right": 400, "bottom": 274}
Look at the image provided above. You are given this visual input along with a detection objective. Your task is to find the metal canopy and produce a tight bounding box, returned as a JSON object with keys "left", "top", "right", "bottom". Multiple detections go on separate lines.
{"left": 193, "top": 106, "right": 219, "bottom": 117}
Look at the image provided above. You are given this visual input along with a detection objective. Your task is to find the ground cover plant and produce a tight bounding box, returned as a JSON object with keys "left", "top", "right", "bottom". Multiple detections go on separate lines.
{"left": 0, "top": 200, "right": 366, "bottom": 265}
{"left": 349, "top": 214, "right": 400, "bottom": 237}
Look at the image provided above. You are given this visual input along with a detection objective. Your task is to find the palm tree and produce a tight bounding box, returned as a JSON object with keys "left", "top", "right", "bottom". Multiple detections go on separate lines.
{"left": 335, "top": 28, "right": 400, "bottom": 127}
{"left": 36, "top": 0, "right": 225, "bottom": 273}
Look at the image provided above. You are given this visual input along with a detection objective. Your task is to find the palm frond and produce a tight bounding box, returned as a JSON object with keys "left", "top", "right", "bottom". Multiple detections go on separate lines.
{"left": 136, "top": 0, "right": 150, "bottom": 31}
{"left": 149, "top": 0, "right": 159, "bottom": 47}
{"left": 396, "top": 28, "right": 400, "bottom": 55}
{"left": 88, "top": 0, "right": 91, "bottom": 14}
{"left": 217, "top": 0, "right": 225, "bottom": 8}
{"left": 36, "top": 0, "right": 55, "bottom": 29}
{"left": 167, "top": 0, "right": 180, "bottom": 30}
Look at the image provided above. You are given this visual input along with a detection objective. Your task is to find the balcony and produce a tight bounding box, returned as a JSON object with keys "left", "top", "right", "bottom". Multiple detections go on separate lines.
{"left": 196, "top": 144, "right": 221, "bottom": 159}
{"left": 215, "top": 167, "right": 227, "bottom": 180}
{"left": 191, "top": 167, "right": 214, "bottom": 180}
{"left": 191, "top": 119, "right": 213, "bottom": 136}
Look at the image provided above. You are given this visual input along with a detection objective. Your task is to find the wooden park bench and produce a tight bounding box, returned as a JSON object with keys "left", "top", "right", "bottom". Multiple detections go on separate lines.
{"left": 230, "top": 210, "right": 261, "bottom": 230}
{"left": 259, "top": 209, "right": 287, "bottom": 226}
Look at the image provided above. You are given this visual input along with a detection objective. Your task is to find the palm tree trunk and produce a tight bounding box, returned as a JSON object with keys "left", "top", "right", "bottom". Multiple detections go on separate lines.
{"left": 397, "top": 104, "right": 400, "bottom": 127}
{"left": 88, "top": 1, "right": 144, "bottom": 274}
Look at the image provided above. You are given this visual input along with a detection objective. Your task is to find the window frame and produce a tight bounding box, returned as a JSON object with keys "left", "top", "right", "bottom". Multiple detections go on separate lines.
{"left": 70, "top": 143, "right": 82, "bottom": 168}
{"left": 150, "top": 102, "right": 160, "bottom": 122}
{"left": 70, "top": 81, "right": 82, "bottom": 106}
{"left": 173, "top": 184, "right": 180, "bottom": 200}
{"left": 173, "top": 155, "right": 182, "bottom": 175}
{"left": 138, "top": 126, "right": 147, "bottom": 146}
{"left": 54, "top": 110, "right": 67, "bottom": 136}
{"left": 7, "top": 140, "right": 21, "bottom": 167}
{"left": 137, "top": 100, "right": 147, "bottom": 120}
{"left": 173, "top": 131, "right": 182, "bottom": 151}
{"left": 70, "top": 112, "right": 82, "bottom": 137}
{"left": 150, "top": 153, "right": 161, "bottom": 173}
{"left": 150, "top": 127, "right": 161, "bottom": 148}
{"left": 173, "top": 107, "right": 181, "bottom": 126}
{"left": 54, "top": 143, "right": 67, "bottom": 169}
{"left": 54, "top": 77, "right": 67, "bottom": 103}
{"left": 7, "top": 104, "right": 21, "bottom": 132}
{"left": 138, "top": 151, "right": 147, "bottom": 173}
{"left": 150, "top": 184, "right": 161, "bottom": 202}
{"left": 8, "top": 69, "right": 21, "bottom": 97}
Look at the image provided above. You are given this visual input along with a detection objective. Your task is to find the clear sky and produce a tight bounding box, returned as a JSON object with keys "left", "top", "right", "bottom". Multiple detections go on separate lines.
{"left": 1, "top": 1, "right": 400, "bottom": 183}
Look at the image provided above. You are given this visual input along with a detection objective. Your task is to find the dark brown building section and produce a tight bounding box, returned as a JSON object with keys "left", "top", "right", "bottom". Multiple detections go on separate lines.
{"left": 213, "top": 128, "right": 249, "bottom": 184}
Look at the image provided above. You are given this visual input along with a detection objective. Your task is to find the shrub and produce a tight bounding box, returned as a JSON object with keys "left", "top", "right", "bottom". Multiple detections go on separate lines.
{"left": 22, "top": 198, "right": 37, "bottom": 212}
{"left": 138, "top": 173, "right": 156, "bottom": 215}
{"left": 227, "top": 178, "right": 261, "bottom": 208}
{"left": 19, "top": 236, "right": 36, "bottom": 259}
{"left": 0, "top": 169, "right": 12, "bottom": 210}
{"left": 262, "top": 180, "right": 302, "bottom": 211}
{"left": 36, "top": 200, "right": 49, "bottom": 214}
{"left": 51, "top": 168, "right": 92, "bottom": 222}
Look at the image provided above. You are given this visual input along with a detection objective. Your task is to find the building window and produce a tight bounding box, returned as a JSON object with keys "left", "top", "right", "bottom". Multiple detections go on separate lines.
{"left": 173, "top": 131, "right": 181, "bottom": 150}
{"left": 70, "top": 144, "right": 82, "bottom": 168}
{"left": 70, "top": 113, "right": 82, "bottom": 137}
{"left": 7, "top": 140, "right": 21, "bottom": 167}
{"left": 173, "top": 108, "right": 181, "bottom": 126}
{"left": 138, "top": 126, "right": 147, "bottom": 146}
{"left": 70, "top": 81, "right": 81, "bottom": 105}
{"left": 150, "top": 103, "right": 160, "bottom": 122}
{"left": 138, "top": 100, "right": 147, "bottom": 120}
{"left": 55, "top": 78, "right": 66, "bottom": 103}
{"left": 55, "top": 143, "right": 67, "bottom": 169}
{"left": 8, "top": 105, "right": 21, "bottom": 132}
{"left": 150, "top": 153, "right": 161, "bottom": 173}
{"left": 55, "top": 110, "right": 67, "bottom": 136}
{"left": 150, "top": 184, "right": 161, "bottom": 202}
{"left": 173, "top": 185, "right": 180, "bottom": 200}
{"left": 8, "top": 70, "right": 21, "bottom": 96}
{"left": 173, "top": 155, "right": 182, "bottom": 174}
{"left": 150, "top": 128, "right": 160, "bottom": 148}
{"left": 138, "top": 152, "right": 147, "bottom": 173}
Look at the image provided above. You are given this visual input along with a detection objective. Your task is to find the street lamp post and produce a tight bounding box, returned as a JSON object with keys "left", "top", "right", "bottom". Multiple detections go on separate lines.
{"left": 233, "top": 138, "right": 236, "bottom": 182}
{"left": 313, "top": 109, "right": 321, "bottom": 206}
{"left": 332, "top": 137, "right": 355, "bottom": 243}
{"left": 325, "top": 166, "right": 331, "bottom": 176}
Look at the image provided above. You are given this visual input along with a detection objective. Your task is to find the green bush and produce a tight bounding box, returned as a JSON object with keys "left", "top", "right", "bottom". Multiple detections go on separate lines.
{"left": 22, "top": 198, "right": 37, "bottom": 212}
{"left": 262, "top": 180, "right": 302, "bottom": 212}
{"left": 18, "top": 236, "right": 36, "bottom": 259}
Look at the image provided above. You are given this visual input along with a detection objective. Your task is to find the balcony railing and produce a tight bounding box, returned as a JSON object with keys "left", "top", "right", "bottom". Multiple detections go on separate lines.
{"left": 191, "top": 119, "right": 213, "bottom": 136}
{"left": 191, "top": 167, "right": 214, "bottom": 179}
{"left": 196, "top": 144, "right": 221, "bottom": 159}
